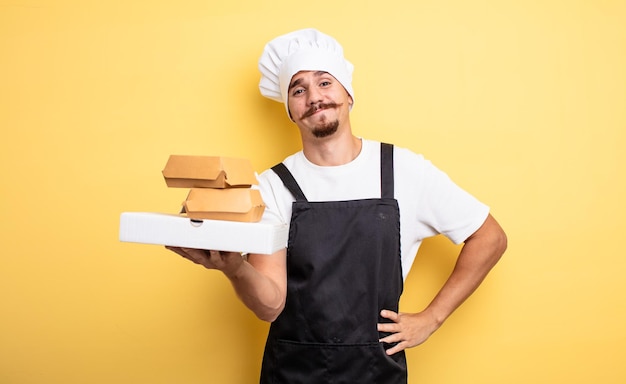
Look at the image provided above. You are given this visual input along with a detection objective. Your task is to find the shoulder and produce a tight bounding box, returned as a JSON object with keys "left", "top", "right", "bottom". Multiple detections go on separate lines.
{"left": 386, "top": 142, "right": 423, "bottom": 160}
{"left": 383, "top": 142, "right": 433, "bottom": 178}
{"left": 257, "top": 151, "right": 302, "bottom": 182}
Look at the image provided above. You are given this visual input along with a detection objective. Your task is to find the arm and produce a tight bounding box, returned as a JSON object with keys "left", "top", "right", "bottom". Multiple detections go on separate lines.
{"left": 378, "top": 213, "right": 507, "bottom": 354}
{"left": 166, "top": 247, "right": 287, "bottom": 322}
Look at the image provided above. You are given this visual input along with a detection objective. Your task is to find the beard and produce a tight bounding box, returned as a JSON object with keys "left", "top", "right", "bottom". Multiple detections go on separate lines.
{"left": 312, "top": 119, "right": 339, "bottom": 138}
{"left": 301, "top": 102, "right": 342, "bottom": 138}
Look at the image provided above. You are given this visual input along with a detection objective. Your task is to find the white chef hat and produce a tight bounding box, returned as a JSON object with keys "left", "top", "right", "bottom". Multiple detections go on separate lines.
{"left": 258, "top": 28, "right": 355, "bottom": 115}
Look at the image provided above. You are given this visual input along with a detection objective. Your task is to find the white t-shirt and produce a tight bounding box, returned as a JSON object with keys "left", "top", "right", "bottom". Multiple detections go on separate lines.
{"left": 257, "top": 139, "right": 489, "bottom": 280}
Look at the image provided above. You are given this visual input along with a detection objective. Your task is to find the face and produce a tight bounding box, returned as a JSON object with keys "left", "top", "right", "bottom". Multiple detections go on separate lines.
{"left": 287, "top": 71, "right": 353, "bottom": 138}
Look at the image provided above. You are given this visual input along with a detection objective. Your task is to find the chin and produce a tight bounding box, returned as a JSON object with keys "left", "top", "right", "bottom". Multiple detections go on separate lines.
{"left": 312, "top": 120, "right": 339, "bottom": 138}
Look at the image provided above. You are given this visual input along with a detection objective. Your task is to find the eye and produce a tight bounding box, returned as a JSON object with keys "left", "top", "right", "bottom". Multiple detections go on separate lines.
{"left": 320, "top": 81, "right": 331, "bottom": 87}
{"left": 292, "top": 88, "right": 305, "bottom": 96}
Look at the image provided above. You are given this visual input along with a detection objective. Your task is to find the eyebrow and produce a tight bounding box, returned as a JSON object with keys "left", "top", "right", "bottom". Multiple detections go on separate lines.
{"left": 288, "top": 71, "right": 329, "bottom": 91}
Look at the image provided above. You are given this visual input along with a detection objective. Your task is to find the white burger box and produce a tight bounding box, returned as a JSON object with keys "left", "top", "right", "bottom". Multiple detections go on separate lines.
{"left": 119, "top": 212, "right": 288, "bottom": 255}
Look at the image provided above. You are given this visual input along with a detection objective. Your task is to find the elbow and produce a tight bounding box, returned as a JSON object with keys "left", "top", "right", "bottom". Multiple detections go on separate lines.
{"left": 257, "top": 302, "right": 285, "bottom": 323}
{"left": 492, "top": 226, "right": 508, "bottom": 264}
{"left": 500, "top": 230, "right": 508, "bottom": 254}
{"left": 473, "top": 214, "right": 508, "bottom": 266}
{"left": 496, "top": 215, "right": 508, "bottom": 253}
{"left": 257, "top": 286, "right": 287, "bottom": 323}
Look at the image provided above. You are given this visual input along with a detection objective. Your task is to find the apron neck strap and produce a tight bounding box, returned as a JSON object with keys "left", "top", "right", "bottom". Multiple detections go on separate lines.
{"left": 380, "top": 143, "right": 394, "bottom": 199}
{"left": 272, "top": 162, "right": 308, "bottom": 201}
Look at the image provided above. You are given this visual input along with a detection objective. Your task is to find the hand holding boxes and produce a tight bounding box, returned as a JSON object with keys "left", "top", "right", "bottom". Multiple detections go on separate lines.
{"left": 119, "top": 155, "right": 288, "bottom": 255}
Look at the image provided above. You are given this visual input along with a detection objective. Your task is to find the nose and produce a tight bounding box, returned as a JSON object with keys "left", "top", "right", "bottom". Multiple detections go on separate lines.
{"left": 307, "top": 87, "right": 323, "bottom": 104}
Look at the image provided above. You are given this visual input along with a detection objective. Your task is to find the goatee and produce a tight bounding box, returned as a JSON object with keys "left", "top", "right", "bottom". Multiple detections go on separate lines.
{"left": 312, "top": 119, "right": 339, "bottom": 138}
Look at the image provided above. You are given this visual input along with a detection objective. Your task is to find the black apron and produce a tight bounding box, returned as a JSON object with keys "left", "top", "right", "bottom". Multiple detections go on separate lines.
{"left": 260, "top": 143, "right": 406, "bottom": 384}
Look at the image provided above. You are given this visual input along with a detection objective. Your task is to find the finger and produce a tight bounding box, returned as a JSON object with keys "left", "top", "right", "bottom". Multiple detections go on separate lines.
{"left": 177, "top": 247, "right": 211, "bottom": 264}
{"left": 385, "top": 341, "right": 408, "bottom": 356}
{"left": 380, "top": 309, "right": 399, "bottom": 321}
{"left": 378, "top": 332, "right": 402, "bottom": 344}
{"left": 183, "top": 247, "right": 211, "bottom": 257}
{"left": 377, "top": 321, "right": 399, "bottom": 333}
{"left": 182, "top": 247, "right": 204, "bottom": 255}
{"left": 165, "top": 246, "right": 190, "bottom": 258}
{"left": 213, "top": 250, "right": 242, "bottom": 259}
{"left": 207, "top": 249, "right": 236, "bottom": 261}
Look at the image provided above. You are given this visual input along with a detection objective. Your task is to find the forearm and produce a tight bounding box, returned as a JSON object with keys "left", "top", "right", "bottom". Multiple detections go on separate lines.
{"left": 226, "top": 262, "right": 285, "bottom": 322}
{"left": 166, "top": 246, "right": 287, "bottom": 322}
{"left": 424, "top": 214, "right": 507, "bottom": 326}
{"left": 225, "top": 251, "right": 287, "bottom": 322}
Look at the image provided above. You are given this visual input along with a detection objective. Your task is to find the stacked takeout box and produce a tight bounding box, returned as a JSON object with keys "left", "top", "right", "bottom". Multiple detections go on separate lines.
{"left": 118, "top": 155, "right": 288, "bottom": 255}
{"left": 162, "top": 155, "right": 265, "bottom": 222}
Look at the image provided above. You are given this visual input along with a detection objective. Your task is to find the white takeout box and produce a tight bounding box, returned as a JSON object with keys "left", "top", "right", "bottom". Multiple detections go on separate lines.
{"left": 119, "top": 212, "right": 288, "bottom": 255}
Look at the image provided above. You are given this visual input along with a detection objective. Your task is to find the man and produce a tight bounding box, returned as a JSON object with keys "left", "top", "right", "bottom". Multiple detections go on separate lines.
{"left": 167, "top": 28, "right": 507, "bottom": 383}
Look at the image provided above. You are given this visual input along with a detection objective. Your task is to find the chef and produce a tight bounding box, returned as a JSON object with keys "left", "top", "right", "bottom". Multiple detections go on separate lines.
{"left": 168, "top": 28, "right": 507, "bottom": 383}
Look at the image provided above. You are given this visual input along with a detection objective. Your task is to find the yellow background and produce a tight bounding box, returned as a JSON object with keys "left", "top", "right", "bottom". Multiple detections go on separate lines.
{"left": 1, "top": 0, "right": 624, "bottom": 383}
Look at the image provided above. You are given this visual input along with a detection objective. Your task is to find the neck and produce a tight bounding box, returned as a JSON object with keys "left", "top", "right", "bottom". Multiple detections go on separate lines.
{"left": 302, "top": 132, "right": 362, "bottom": 166}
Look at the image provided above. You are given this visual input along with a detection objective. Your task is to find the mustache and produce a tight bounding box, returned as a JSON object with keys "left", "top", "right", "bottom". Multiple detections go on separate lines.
{"left": 300, "top": 102, "right": 343, "bottom": 119}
